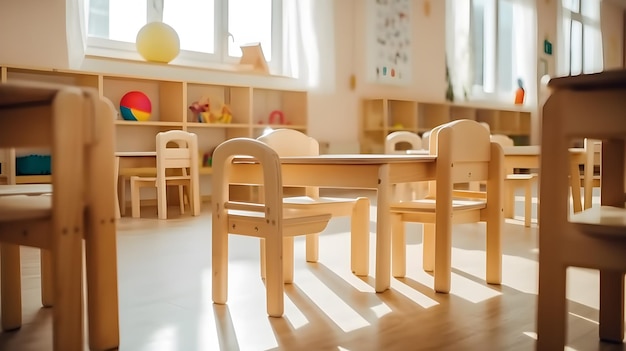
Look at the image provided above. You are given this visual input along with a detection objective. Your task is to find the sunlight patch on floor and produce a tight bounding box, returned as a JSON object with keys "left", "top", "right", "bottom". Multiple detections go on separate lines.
{"left": 449, "top": 272, "right": 502, "bottom": 303}
{"left": 296, "top": 270, "right": 371, "bottom": 333}
{"left": 283, "top": 294, "right": 310, "bottom": 330}
{"left": 370, "top": 301, "right": 393, "bottom": 318}
{"left": 390, "top": 279, "right": 439, "bottom": 309}
{"left": 502, "top": 254, "right": 538, "bottom": 294}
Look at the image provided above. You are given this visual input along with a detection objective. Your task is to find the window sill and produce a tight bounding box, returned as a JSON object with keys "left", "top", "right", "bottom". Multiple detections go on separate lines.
{"left": 76, "top": 54, "right": 304, "bottom": 90}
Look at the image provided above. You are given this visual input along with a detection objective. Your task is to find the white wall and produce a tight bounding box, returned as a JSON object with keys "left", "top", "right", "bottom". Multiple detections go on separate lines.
{"left": 0, "top": 0, "right": 69, "bottom": 68}
{"left": 602, "top": 0, "right": 626, "bottom": 69}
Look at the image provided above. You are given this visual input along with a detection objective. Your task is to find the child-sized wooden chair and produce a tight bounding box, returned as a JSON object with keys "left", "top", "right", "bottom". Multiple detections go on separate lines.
{"left": 390, "top": 119, "right": 503, "bottom": 293}
{"left": 130, "top": 130, "right": 200, "bottom": 219}
{"left": 0, "top": 84, "right": 119, "bottom": 350}
{"left": 257, "top": 129, "right": 370, "bottom": 279}
{"left": 385, "top": 131, "right": 427, "bottom": 201}
{"left": 211, "top": 137, "right": 332, "bottom": 317}
{"left": 491, "top": 134, "right": 537, "bottom": 227}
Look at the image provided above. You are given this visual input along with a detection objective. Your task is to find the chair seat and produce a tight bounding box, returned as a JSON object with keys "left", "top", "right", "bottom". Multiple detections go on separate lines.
{"left": 391, "top": 198, "right": 486, "bottom": 213}
{"left": 570, "top": 206, "right": 626, "bottom": 238}
{"left": 282, "top": 195, "right": 358, "bottom": 205}
{"left": 0, "top": 195, "right": 51, "bottom": 221}
{"left": 0, "top": 184, "right": 53, "bottom": 197}
{"left": 506, "top": 174, "right": 537, "bottom": 181}
{"left": 228, "top": 209, "right": 332, "bottom": 237}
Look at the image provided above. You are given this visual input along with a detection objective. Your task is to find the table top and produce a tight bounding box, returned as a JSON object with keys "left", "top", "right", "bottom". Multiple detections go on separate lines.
{"left": 548, "top": 69, "right": 626, "bottom": 90}
{"left": 235, "top": 153, "right": 437, "bottom": 165}
{"left": 407, "top": 146, "right": 540, "bottom": 156}
{"left": 502, "top": 145, "right": 540, "bottom": 155}
{"left": 115, "top": 151, "right": 157, "bottom": 157}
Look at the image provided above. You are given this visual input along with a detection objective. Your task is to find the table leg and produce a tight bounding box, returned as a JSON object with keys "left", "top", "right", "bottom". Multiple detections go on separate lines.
{"left": 375, "top": 164, "right": 392, "bottom": 293}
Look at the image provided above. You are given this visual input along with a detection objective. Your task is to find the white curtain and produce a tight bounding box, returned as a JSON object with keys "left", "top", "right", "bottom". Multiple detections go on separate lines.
{"left": 445, "top": 0, "right": 472, "bottom": 102}
{"left": 66, "top": 0, "right": 88, "bottom": 69}
{"left": 510, "top": 0, "right": 537, "bottom": 107}
{"left": 284, "top": 0, "right": 320, "bottom": 85}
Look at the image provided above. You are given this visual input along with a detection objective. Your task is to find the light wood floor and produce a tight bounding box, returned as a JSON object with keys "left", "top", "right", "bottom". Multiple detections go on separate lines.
{"left": 1, "top": 189, "right": 625, "bottom": 351}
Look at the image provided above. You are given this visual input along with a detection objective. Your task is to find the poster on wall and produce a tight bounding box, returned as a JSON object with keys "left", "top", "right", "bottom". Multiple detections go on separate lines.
{"left": 367, "top": 0, "right": 412, "bottom": 85}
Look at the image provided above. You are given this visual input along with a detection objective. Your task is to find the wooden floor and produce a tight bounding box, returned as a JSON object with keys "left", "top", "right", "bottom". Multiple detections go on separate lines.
{"left": 1, "top": 189, "right": 625, "bottom": 351}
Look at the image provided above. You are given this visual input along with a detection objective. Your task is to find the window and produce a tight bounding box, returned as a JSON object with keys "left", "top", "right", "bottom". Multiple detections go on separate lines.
{"left": 446, "top": 0, "right": 536, "bottom": 104}
{"left": 85, "top": 0, "right": 282, "bottom": 71}
{"left": 559, "top": 0, "right": 603, "bottom": 76}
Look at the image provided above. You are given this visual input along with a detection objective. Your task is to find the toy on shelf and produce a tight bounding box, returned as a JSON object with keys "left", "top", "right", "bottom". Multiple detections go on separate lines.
{"left": 268, "top": 110, "right": 286, "bottom": 125}
{"left": 120, "top": 91, "right": 152, "bottom": 121}
{"left": 188, "top": 97, "right": 232, "bottom": 124}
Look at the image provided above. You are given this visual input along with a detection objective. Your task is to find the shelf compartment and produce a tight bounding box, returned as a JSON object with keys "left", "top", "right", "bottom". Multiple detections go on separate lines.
{"left": 186, "top": 83, "right": 251, "bottom": 124}
{"left": 252, "top": 88, "right": 307, "bottom": 126}
{"left": 103, "top": 76, "right": 184, "bottom": 124}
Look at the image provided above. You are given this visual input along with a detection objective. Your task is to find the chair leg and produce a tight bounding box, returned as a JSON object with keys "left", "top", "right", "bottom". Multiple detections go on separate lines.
{"left": 569, "top": 159, "right": 583, "bottom": 213}
{"left": 119, "top": 175, "right": 128, "bottom": 217}
{"left": 178, "top": 185, "right": 185, "bottom": 215}
{"left": 305, "top": 233, "right": 319, "bottom": 263}
{"left": 1, "top": 244, "right": 22, "bottom": 331}
{"left": 157, "top": 181, "right": 168, "bottom": 220}
{"left": 524, "top": 180, "right": 532, "bottom": 227}
{"left": 536, "top": 263, "right": 567, "bottom": 350}
{"left": 283, "top": 237, "right": 294, "bottom": 284}
{"left": 391, "top": 213, "right": 406, "bottom": 278}
{"left": 504, "top": 181, "right": 515, "bottom": 220}
{"left": 265, "top": 234, "right": 284, "bottom": 317}
{"left": 130, "top": 178, "right": 141, "bottom": 218}
{"left": 260, "top": 238, "right": 266, "bottom": 280}
{"left": 41, "top": 249, "right": 53, "bottom": 307}
{"left": 422, "top": 224, "right": 435, "bottom": 272}
{"left": 351, "top": 197, "right": 370, "bottom": 276}
{"left": 599, "top": 270, "right": 625, "bottom": 342}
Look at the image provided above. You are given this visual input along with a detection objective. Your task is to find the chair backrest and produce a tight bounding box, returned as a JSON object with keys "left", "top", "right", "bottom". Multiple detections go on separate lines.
{"left": 212, "top": 137, "right": 283, "bottom": 221}
{"left": 155, "top": 130, "right": 199, "bottom": 180}
{"left": 385, "top": 131, "right": 422, "bottom": 154}
{"left": 490, "top": 134, "right": 515, "bottom": 147}
{"left": 429, "top": 119, "right": 497, "bottom": 184}
{"left": 256, "top": 128, "right": 319, "bottom": 156}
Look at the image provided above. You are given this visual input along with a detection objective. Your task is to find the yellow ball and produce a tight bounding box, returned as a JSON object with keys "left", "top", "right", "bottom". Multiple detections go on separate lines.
{"left": 136, "top": 22, "right": 180, "bottom": 63}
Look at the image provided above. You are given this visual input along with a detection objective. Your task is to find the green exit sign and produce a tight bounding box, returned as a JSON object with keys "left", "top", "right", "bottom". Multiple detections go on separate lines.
{"left": 544, "top": 39, "right": 553, "bottom": 55}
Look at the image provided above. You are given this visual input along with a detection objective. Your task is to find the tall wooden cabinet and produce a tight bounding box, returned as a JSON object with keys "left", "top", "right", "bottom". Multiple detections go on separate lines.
{"left": 360, "top": 98, "right": 532, "bottom": 153}
{"left": 0, "top": 64, "right": 308, "bottom": 184}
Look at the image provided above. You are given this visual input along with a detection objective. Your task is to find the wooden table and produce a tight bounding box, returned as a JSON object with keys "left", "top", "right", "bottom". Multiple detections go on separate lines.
{"left": 0, "top": 82, "right": 118, "bottom": 350}
{"left": 227, "top": 154, "right": 437, "bottom": 293}
{"left": 502, "top": 145, "right": 539, "bottom": 171}
{"left": 114, "top": 151, "right": 157, "bottom": 217}
{"left": 536, "top": 69, "right": 626, "bottom": 350}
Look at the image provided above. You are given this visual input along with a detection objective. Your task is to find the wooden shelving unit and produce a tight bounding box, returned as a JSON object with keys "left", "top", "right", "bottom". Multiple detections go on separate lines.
{"left": 360, "top": 98, "right": 532, "bottom": 153}
{"left": 0, "top": 64, "right": 308, "bottom": 185}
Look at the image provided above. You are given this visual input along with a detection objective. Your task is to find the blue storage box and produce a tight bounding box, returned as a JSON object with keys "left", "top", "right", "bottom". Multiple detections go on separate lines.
{"left": 16, "top": 155, "right": 52, "bottom": 175}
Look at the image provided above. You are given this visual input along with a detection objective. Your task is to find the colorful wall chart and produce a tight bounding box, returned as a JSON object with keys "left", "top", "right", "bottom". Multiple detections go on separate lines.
{"left": 367, "top": 0, "right": 412, "bottom": 85}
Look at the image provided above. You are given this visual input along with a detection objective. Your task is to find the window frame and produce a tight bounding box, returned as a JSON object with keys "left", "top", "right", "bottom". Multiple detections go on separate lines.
{"left": 558, "top": 0, "right": 603, "bottom": 76}
{"left": 84, "top": 0, "right": 283, "bottom": 73}
{"left": 469, "top": 0, "right": 516, "bottom": 102}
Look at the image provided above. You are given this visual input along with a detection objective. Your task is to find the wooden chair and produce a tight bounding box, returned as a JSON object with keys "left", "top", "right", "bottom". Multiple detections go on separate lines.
{"left": 390, "top": 119, "right": 503, "bottom": 293}
{"left": 385, "top": 131, "right": 427, "bottom": 201}
{"left": 130, "top": 130, "right": 200, "bottom": 219}
{"left": 491, "top": 134, "right": 537, "bottom": 227}
{"left": 0, "top": 85, "right": 119, "bottom": 350}
{"left": 536, "top": 70, "right": 626, "bottom": 350}
{"left": 257, "top": 129, "right": 370, "bottom": 279}
{"left": 211, "top": 137, "right": 332, "bottom": 317}
{"left": 569, "top": 138, "right": 602, "bottom": 212}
